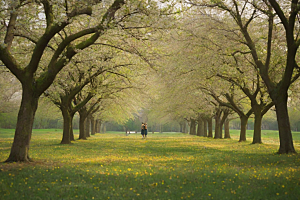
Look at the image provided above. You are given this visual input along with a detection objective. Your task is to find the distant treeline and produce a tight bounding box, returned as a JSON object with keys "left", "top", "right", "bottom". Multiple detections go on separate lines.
{"left": 3, "top": 111, "right": 300, "bottom": 132}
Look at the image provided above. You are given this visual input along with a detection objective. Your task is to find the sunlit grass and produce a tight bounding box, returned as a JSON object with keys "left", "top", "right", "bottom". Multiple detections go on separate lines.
{"left": 0, "top": 129, "right": 299, "bottom": 199}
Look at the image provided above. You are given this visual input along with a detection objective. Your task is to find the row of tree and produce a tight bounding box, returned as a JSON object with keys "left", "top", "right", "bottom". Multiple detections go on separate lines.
{"left": 145, "top": 0, "right": 300, "bottom": 154}
{"left": 1, "top": 0, "right": 300, "bottom": 163}
{"left": 0, "top": 0, "right": 177, "bottom": 162}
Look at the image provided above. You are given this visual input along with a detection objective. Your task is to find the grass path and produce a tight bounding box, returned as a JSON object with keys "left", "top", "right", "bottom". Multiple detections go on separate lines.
{"left": 0, "top": 130, "right": 300, "bottom": 199}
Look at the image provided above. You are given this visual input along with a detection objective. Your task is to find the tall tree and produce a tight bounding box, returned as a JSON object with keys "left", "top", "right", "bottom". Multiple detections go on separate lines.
{"left": 0, "top": 0, "right": 130, "bottom": 162}
{"left": 187, "top": 0, "right": 298, "bottom": 153}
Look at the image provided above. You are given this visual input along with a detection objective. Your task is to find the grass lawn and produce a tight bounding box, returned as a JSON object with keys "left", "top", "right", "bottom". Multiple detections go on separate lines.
{"left": 0, "top": 129, "right": 299, "bottom": 200}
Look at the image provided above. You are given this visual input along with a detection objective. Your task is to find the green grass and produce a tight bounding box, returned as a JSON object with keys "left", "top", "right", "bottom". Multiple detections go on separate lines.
{"left": 0, "top": 129, "right": 300, "bottom": 200}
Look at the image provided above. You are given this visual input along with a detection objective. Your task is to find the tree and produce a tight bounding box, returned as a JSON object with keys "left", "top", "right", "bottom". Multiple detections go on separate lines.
{"left": 187, "top": 0, "right": 299, "bottom": 153}
{"left": 0, "top": 0, "right": 131, "bottom": 162}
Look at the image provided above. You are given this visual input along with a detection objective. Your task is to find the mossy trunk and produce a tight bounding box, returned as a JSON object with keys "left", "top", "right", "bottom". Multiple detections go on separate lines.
{"left": 5, "top": 86, "right": 38, "bottom": 162}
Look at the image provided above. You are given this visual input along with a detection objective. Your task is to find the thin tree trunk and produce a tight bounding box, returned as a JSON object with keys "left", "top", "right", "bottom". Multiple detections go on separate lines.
{"left": 214, "top": 110, "right": 222, "bottom": 139}
{"left": 91, "top": 116, "right": 96, "bottom": 135}
{"left": 203, "top": 119, "right": 208, "bottom": 137}
{"left": 5, "top": 87, "right": 38, "bottom": 162}
{"left": 183, "top": 122, "right": 187, "bottom": 133}
{"left": 98, "top": 121, "right": 102, "bottom": 133}
{"left": 219, "top": 110, "right": 229, "bottom": 139}
{"left": 103, "top": 123, "right": 106, "bottom": 133}
{"left": 207, "top": 117, "right": 213, "bottom": 137}
{"left": 86, "top": 116, "right": 91, "bottom": 137}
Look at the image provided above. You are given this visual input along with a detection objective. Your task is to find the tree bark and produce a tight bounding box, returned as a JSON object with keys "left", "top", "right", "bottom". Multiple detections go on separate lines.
{"left": 98, "top": 120, "right": 102, "bottom": 133}
{"left": 60, "top": 108, "right": 73, "bottom": 144}
{"left": 86, "top": 115, "right": 91, "bottom": 137}
{"left": 91, "top": 116, "right": 96, "bottom": 135}
{"left": 275, "top": 95, "right": 296, "bottom": 153}
{"left": 103, "top": 123, "right": 106, "bottom": 133}
{"left": 252, "top": 107, "right": 262, "bottom": 144}
{"left": 203, "top": 119, "right": 208, "bottom": 137}
{"left": 219, "top": 109, "right": 229, "bottom": 139}
{"left": 197, "top": 116, "right": 204, "bottom": 136}
{"left": 70, "top": 125, "right": 75, "bottom": 141}
{"left": 224, "top": 119, "right": 230, "bottom": 139}
{"left": 214, "top": 110, "right": 222, "bottom": 139}
{"left": 239, "top": 116, "right": 248, "bottom": 142}
{"left": 180, "top": 122, "right": 183, "bottom": 133}
{"left": 78, "top": 108, "right": 88, "bottom": 140}
{"left": 190, "top": 119, "right": 196, "bottom": 135}
{"left": 5, "top": 86, "right": 38, "bottom": 162}
{"left": 183, "top": 122, "right": 187, "bottom": 133}
{"left": 207, "top": 117, "right": 213, "bottom": 137}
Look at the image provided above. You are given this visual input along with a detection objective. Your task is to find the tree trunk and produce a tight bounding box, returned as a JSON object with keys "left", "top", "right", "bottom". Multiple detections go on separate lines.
{"left": 85, "top": 116, "right": 91, "bottom": 137}
{"left": 98, "top": 121, "right": 102, "bottom": 133}
{"left": 219, "top": 123, "right": 223, "bottom": 139}
{"left": 203, "top": 119, "right": 208, "bottom": 137}
{"left": 91, "top": 116, "right": 96, "bottom": 135}
{"left": 78, "top": 108, "right": 88, "bottom": 140}
{"left": 5, "top": 87, "right": 38, "bottom": 162}
{"left": 214, "top": 117, "right": 220, "bottom": 139}
{"left": 214, "top": 110, "right": 222, "bottom": 139}
{"left": 274, "top": 95, "right": 296, "bottom": 153}
{"left": 95, "top": 120, "right": 99, "bottom": 133}
{"left": 183, "top": 122, "right": 187, "bottom": 133}
{"left": 224, "top": 119, "right": 230, "bottom": 139}
{"left": 239, "top": 116, "right": 248, "bottom": 142}
{"left": 70, "top": 126, "right": 75, "bottom": 141}
{"left": 219, "top": 110, "right": 229, "bottom": 139}
{"left": 60, "top": 108, "right": 72, "bottom": 144}
{"left": 207, "top": 117, "right": 213, "bottom": 137}
{"left": 180, "top": 123, "right": 183, "bottom": 133}
{"left": 252, "top": 107, "right": 262, "bottom": 144}
{"left": 197, "top": 116, "right": 204, "bottom": 136}
{"left": 103, "top": 123, "right": 106, "bottom": 133}
{"left": 190, "top": 119, "right": 196, "bottom": 135}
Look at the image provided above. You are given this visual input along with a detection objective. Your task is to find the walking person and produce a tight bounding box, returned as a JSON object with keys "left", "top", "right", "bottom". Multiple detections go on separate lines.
{"left": 141, "top": 122, "right": 145, "bottom": 138}
{"left": 144, "top": 123, "right": 148, "bottom": 138}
